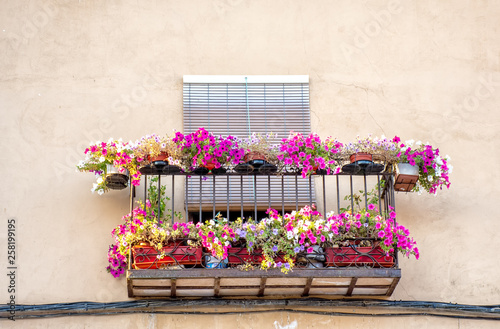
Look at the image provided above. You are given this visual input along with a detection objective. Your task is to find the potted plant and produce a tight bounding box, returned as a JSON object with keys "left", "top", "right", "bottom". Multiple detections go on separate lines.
{"left": 341, "top": 135, "right": 400, "bottom": 174}
{"left": 325, "top": 186, "right": 419, "bottom": 267}
{"left": 77, "top": 138, "right": 140, "bottom": 194}
{"left": 173, "top": 127, "right": 244, "bottom": 174}
{"left": 392, "top": 136, "right": 452, "bottom": 194}
{"left": 227, "top": 209, "right": 296, "bottom": 273}
{"left": 107, "top": 181, "right": 199, "bottom": 277}
{"left": 235, "top": 133, "right": 280, "bottom": 173}
{"left": 278, "top": 131, "right": 343, "bottom": 178}
{"left": 198, "top": 213, "right": 237, "bottom": 260}
{"left": 134, "top": 133, "right": 182, "bottom": 170}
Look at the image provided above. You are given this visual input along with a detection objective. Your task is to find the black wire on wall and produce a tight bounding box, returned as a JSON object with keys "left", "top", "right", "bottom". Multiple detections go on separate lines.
{"left": 1, "top": 299, "right": 499, "bottom": 321}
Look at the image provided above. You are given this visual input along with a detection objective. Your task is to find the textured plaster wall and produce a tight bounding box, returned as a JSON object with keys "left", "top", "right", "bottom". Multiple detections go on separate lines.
{"left": 1, "top": 0, "right": 499, "bottom": 327}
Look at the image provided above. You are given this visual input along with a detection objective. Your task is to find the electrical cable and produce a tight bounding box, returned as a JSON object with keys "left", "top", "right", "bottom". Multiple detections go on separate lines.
{"left": 1, "top": 299, "right": 499, "bottom": 321}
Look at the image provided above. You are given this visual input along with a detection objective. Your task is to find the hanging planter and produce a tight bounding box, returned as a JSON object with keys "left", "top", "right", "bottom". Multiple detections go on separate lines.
{"left": 342, "top": 152, "right": 384, "bottom": 174}
{"left": 104, "top": 164, "right": 128, "bottom": 190}
{"left": 394, "top": 163, "right": 419, "bottom": 192}
{"left": 132, "top": 242, "right": 203, "bottom": 269}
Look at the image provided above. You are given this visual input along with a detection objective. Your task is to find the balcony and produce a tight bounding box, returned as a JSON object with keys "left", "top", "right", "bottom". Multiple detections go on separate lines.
{"left": 126, "top": 163, "right": 402, "bottom": 299}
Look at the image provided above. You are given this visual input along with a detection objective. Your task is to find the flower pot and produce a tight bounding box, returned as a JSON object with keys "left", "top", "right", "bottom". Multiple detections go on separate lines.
{"left": 394, "top": 163, "right": 419, "bottom": 192}
{"left": 104, "top": 164, "right": 128, "bottom": 190}
{"left": 205, "top": 255, "right": 228, "bottom": 269}
{"left": 304, "top": 245, "right": 325, "bottom": 268}
{"left": 244, "top": 151, "right": 266, "bottom": 168}
{"left": 349, "top": 152, "right": 373, "bottom": 163}
{"left": 150, "top": 152, "right": 169, "bottom": 169}
{"left": 324, "top": 245, "right": 394, "bottom": 268}
{"left": 343, "top": 153, "right": 384, "bottom": 174}
{"left": 132, "top": 243, "right": 203, "bottom": 269}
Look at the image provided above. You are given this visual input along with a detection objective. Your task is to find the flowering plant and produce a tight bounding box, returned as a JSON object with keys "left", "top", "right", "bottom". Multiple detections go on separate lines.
{"left": 327, "top": 205, "right": 419, "bottom": 259}
{"left": 198, "top": 214, "right": 238, "bottom": 259}
{"left": 232, "top": 210, "right": 295, "bottom": 273}
{"left": 278, "top": 132, "right": 343, "bottom": 178}
{"left": 342, "top": 135, "right": 400, "bottom": 163}
{"left": 76, "top": 138, "right": 140, "bottom": 194}
{"left": 133, "top": 134, "right": 182, "bottom": 167}
{"left": 107, "top": 201, "right": 197, "bottom": 278}
{"left": 392, "top": 137, "right": 452, "bottom": 195}
{"left": 237, "top": 132, "right": 280, "bottom": 164}
{"left": 173, "top": 127, "right": 245, "bottom": 171}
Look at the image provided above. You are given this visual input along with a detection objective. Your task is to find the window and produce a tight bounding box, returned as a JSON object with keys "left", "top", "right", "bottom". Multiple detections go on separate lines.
{"left": 182, "top": 75, "right": 315, "bottom": 222}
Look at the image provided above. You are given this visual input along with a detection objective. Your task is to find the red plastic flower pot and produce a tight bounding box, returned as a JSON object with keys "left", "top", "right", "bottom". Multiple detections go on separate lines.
{"left": 132, "top": 243, "right": 203, "bottom": 269}
{"left": 349, "top": 152, "right": 373, "bottom": 163}
{"left": 324, "top": 246, "right": 394, "bottom": 268}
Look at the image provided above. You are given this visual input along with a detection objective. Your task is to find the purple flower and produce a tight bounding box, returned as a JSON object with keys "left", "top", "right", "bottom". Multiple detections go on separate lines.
{"left": 272, "top": 245, "right": 278, "bottom": 252}
{"left": 272, "top": 229, "right": 278, "bottom": 235}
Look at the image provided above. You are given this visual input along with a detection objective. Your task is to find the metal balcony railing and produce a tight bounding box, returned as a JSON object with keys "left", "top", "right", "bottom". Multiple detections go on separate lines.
{"left": 127, "top": 163, "right": 401, "bottom": 298}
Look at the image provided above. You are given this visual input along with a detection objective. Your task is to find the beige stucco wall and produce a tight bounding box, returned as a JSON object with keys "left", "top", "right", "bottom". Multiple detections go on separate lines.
{"left": 1, "top": 0, "right": 499, "bottom": 327}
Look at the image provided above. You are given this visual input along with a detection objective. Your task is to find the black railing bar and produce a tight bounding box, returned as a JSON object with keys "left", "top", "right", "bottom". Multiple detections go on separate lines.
{"left": 227, "top": 176, "right": 230, "bottom": 220}
{"left": 240, "top": 175, "right": 244, "bottom": 219}
{"left": 308, "top": 175, "right": 312, "bottom": 209}
{"left": 157, "top": 174, "right": 161, "bottom": 222}
{"left": 171, "top": 175, "right": 175, "bottom": 225}
{"left": 295, "top": 175, "right": 299, "bottom": 212}
{"left": 322, "top": 175, "right": 326, "bottom": 217}
{"left": 138, "top": 169, "right": 390, "bottom": 177}
{"left": 199, "top": 175, "right": 202, "bottom": 223}
{"left": 364, "top": 173, "right": 368, "bottom": 221}
{"left": 377, "top": 174, "right": 382, "bottom": 216}
{"left": 281, "top": 175, "right": 285, "bottom": 216}
{"left": 185, "top": 176, "right": 188, "bottom": 223}
{"left": 143, "top": 174, "right": 147, "bottom": 210}
{"left": 268, "top": 175, "right": 271, "bottom": 209}
{"left": 213, "top": 176, "right": 216, "bottom": 220}
{"left": 350, "top": 175, "right": 354, "bottom": 213}
{"left": 254, "top": 175, "right": 257, "bottom": 221}
{"left": 336, "top": 175, "right": 340, "bottom": 215}
{"left": 129, "top": 176, "right": 134, "bottom": 221}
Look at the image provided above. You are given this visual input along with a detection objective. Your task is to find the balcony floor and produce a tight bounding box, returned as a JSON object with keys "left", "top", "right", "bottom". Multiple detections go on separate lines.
{"left": 127, "top": 268, "right": 401, "bottom": 298}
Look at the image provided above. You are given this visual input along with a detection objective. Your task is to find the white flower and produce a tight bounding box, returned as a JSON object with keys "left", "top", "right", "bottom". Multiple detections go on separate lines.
{"left": 428, "top": 175, "right": 433, "bottom": 182}
{"left": 99, "top": 156, "right": 105, "bottom": 163}
{"left": 97, "top": 189, "right": 104, "bottom": 195}
{"left": 97, "top": 177, "right": 104, "bottom": 184}
{"left": 405, "top": 139, "right": 414, "bottom": 147}
{"left": 415, "top": 140, "right": 422, "bottom": 146}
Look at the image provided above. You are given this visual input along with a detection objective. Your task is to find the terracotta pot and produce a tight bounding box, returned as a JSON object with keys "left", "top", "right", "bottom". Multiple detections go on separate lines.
{"left": 203, "top": 160, "right": 216, "bottom": 171}
{"left": 244, "top": 151, "right": 266, "bottom": 163}
{"left": 149, "top": 152, "right": 168, "bottom": 163}
{"left": 349, "top": 152, "right": 373, "bottom": 163}
{"left": 132, "top": 243, "right": 203, "bottom": 269}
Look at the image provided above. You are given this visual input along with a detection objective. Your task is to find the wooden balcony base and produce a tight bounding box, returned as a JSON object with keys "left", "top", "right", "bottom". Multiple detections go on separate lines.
{"left": 127, "top": 268, "right": 400, "bottom": 298}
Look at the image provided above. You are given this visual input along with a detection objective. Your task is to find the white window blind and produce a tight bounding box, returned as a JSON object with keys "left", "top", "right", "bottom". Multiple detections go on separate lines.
{"left": 183, "top": 75, "right": 315, "bottom": 215}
